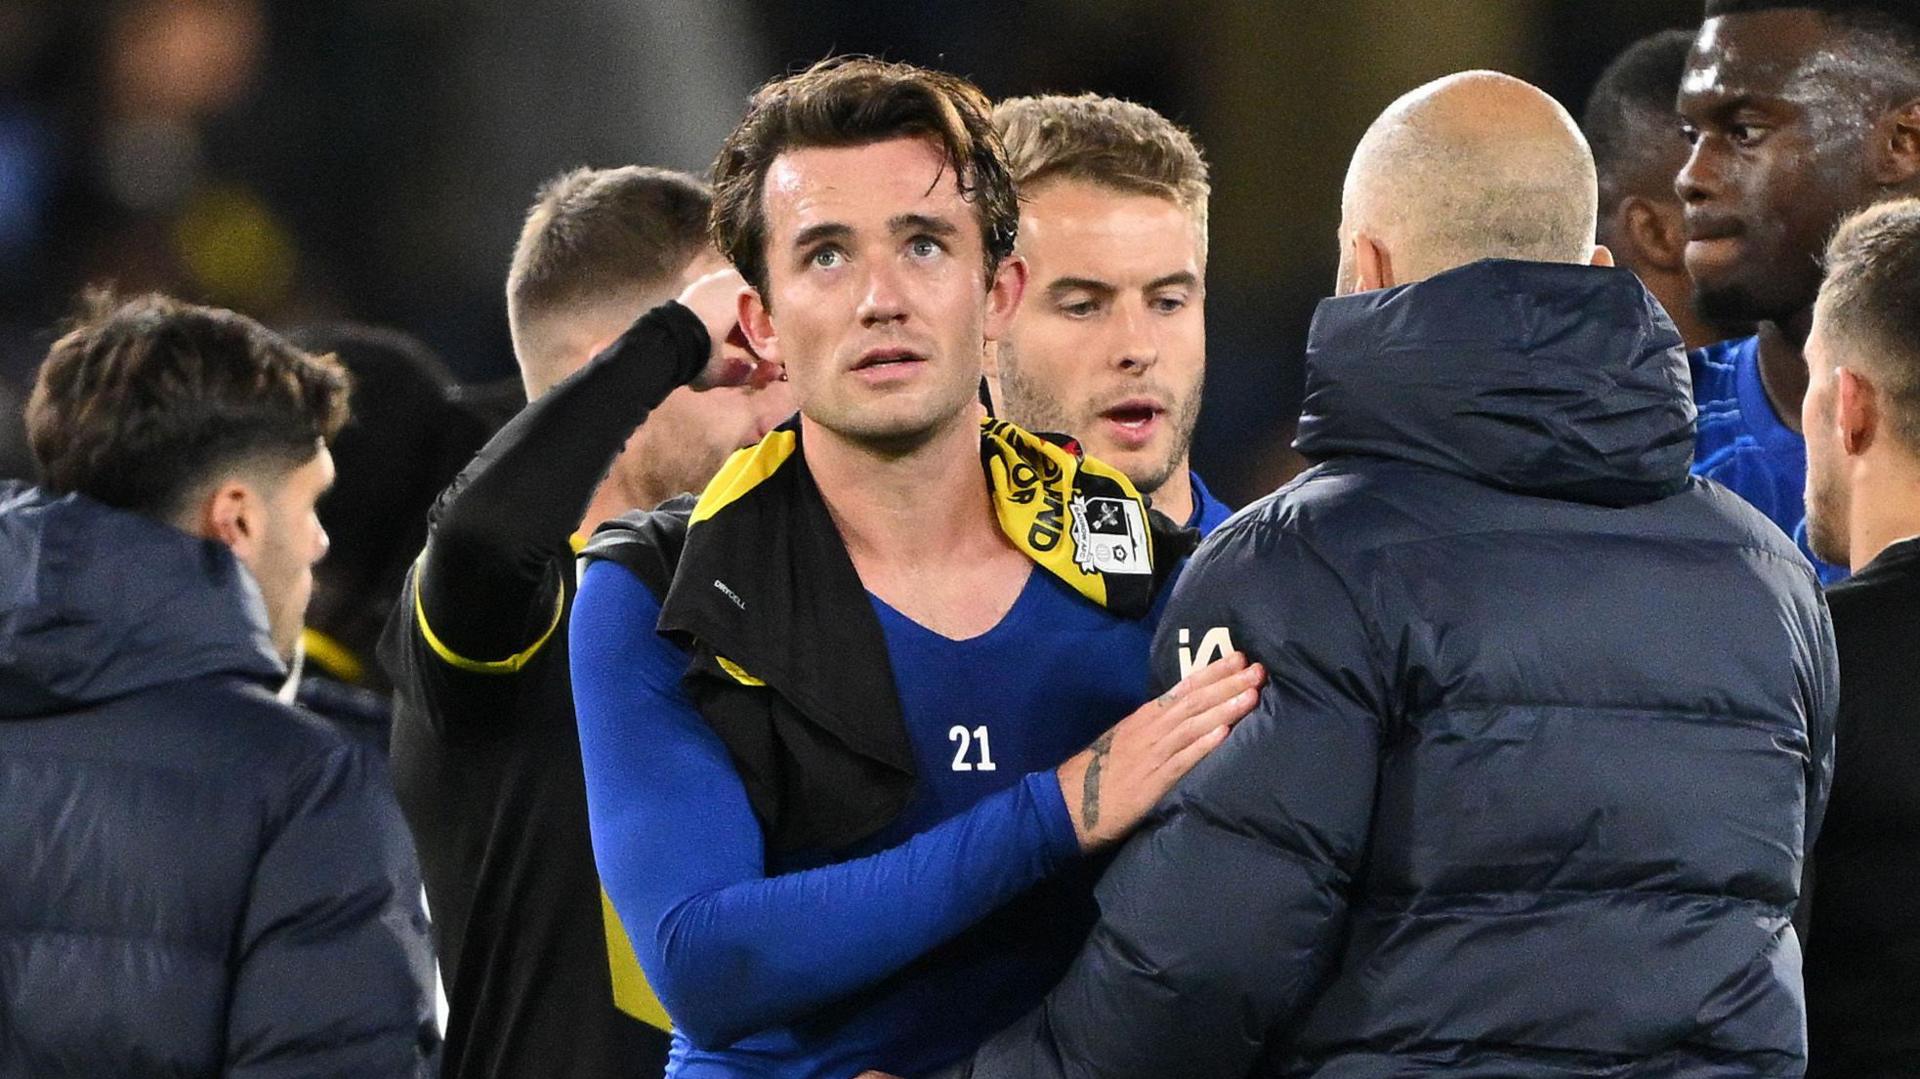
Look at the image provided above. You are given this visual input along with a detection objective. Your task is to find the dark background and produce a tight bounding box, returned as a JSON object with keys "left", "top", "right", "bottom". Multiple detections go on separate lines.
{"left": 0, "top": 0, "right": 1704, "bottom": 503}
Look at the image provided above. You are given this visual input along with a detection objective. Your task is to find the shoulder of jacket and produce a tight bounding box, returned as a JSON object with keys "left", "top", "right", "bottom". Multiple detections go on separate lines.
{"left": 118, "top": 678, "right": 377, "bottom": 806}
{"left": 214, "top": 680, "right": 372, "bottom": 765}
{"left": 578, "top": 494, "right": 696, "bottom": 598}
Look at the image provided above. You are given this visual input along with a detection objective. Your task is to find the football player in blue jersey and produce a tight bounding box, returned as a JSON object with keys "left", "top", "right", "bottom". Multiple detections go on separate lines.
{"left": 567, "top": 58, "right": 1261, "bottom": 1079}
{"left": 1677, "top": 0, "right": 1920, "bottom": 578}
{"left": 987, "top": 94, "right": 1234, "bottom": 535}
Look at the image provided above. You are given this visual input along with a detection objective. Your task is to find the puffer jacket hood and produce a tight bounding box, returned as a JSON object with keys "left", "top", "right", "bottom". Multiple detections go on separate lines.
{"left": 1297, "top": 259, "right": 1695, "bottom": 507}
{"left": 0, "top": 482, "right": 283, "bottom": 718}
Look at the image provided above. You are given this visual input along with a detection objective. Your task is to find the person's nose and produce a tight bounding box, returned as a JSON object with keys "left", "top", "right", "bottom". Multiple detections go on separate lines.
{"left": 1111, "top": 299, "right": 1159, "bottom": 374}
{"left": 857, "top": 261, "right": 910, "bottom": 328}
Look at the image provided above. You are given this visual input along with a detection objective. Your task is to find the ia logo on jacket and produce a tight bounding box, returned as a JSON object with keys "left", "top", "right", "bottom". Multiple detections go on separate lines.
{"left": 1176, "top": 625, "right": 1235, "bottom": 678}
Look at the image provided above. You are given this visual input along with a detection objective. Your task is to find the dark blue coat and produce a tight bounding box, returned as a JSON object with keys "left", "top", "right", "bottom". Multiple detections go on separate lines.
{"left": 0, "top": 484, "right": 436, "bottom": 1077}
{"left": 960, "top": 261, "right": 1838, "bottom": 1077}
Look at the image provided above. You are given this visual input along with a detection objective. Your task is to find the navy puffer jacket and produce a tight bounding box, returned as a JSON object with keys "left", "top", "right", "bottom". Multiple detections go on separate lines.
{"left": 0, "top": 485, "right": 436, "bottom": 1077}
{"left": 958, "top": 261, "right": 1837, "bottom": 1078}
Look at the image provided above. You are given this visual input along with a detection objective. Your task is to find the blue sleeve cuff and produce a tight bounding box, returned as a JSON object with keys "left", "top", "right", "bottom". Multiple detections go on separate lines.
{"left": 1025, "top": 770, "right": 1082, "bottom": 864}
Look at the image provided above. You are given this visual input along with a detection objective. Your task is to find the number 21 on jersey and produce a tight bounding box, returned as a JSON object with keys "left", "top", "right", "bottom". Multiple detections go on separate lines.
{"left": 948, "top": 725, "right": 996, "bottom": 772}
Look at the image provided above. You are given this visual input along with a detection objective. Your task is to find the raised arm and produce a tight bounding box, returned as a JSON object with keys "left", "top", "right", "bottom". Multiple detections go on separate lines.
{"left": 388, "top": 272, "right": 770, "bottom": 734}
{"left": 411, "top": 302, "right": 708, "bottom": 665}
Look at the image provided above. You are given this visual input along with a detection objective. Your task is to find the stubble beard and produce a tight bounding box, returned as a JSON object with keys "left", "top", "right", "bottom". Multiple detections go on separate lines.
{"left": 1804, "top": 459, "right": 1851, "bottom": 568}
{"left": 997, "top": 341, "right": 1201, "bottom": 496}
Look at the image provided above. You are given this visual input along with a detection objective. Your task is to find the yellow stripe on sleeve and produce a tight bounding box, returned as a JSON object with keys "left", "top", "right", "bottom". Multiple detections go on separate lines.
{"left": 299, "top": 627, "right": 365, "bottom": 684}
{"left": 410, "top": 555, "right": 566, "bottom": 675}
{"left": 602, "top": 887, "right": 673, "bottom": 1031}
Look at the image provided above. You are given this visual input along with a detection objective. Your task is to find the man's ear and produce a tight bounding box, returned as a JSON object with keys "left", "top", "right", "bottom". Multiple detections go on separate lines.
{"left": 983, "top": 254, "right": 1029, "bottom": 342}
{"left": 192, "top": 479, "right": 265, "bottom": 564}
{"left": 739, "top": 286, "right": 778, "bottom": 367}
{"left": 1620, "top": 196, "right": 1684, "bottom": 272}
{"left": 1352, "top": 233, "right": 1393, "bottom": 292}
{"left": 1835, "top": 366, "right": 1880, "bottom": 457}
{"left": 1872, "top": 98, "right": 1920, "bottom": 188}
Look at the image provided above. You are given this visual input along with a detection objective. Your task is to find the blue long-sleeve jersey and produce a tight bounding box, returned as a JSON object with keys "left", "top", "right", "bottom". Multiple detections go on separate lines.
{"left": 1691, "top": 335, "right": 1845, "bottom": 582}
{"left": 571, "top": 559, "right": 1170, "bottom": 1078}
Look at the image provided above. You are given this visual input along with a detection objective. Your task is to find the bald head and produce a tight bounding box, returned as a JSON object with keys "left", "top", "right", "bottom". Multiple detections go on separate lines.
{"left": 1339, "top": 71, "right": 1603, "bottom": 293}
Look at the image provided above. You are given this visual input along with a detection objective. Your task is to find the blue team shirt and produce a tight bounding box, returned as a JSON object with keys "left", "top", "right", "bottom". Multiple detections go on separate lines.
{"left": 1691, "top": 336, "right": 1846, "bottom": 583}
{"left": 1187, "top": 470, "right": 1234, "bottom": 536}
{"left": 572, "top": 559, "right": 1174, "bottom": 1078}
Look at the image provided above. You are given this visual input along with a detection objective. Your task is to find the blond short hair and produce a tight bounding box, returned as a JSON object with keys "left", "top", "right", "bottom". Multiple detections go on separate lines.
{"left": 1821, "top": 198, "right": 1920, "bottom": 450}
{"left": 993, "top": 93, "right": 1210, "bottom": 256}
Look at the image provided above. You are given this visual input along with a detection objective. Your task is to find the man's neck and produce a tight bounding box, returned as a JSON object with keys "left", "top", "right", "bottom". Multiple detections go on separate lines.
{"left": 1850, "top": 455, "right": 1920, "bottom": 572}
{"left": 1149, "top": 461, "right": 1194, "bottom": 525}
{"left": 1755, "top": 312, "right": 1813, "bottom": 435}
{"left": 1646, "top": 269, "right": 1710, "bottom": 353}
{"left": 804, "top": 411, "right": 1009, "bottom": 572}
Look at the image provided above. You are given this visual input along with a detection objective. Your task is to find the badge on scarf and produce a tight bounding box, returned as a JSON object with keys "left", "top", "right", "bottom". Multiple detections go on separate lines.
{"left": 1071, "top": 495, "right": 1151, "bottom": 575}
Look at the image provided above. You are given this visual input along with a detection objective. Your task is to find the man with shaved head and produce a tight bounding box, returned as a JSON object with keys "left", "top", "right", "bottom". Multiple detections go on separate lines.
{"left": 941, "top": 71, "right": 1834, "bottom": 1078}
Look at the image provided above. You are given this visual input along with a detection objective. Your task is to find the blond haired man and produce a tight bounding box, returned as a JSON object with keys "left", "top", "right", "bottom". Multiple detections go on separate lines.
{"left": 989, "top": 94, "right": 1229, "bottom": 532}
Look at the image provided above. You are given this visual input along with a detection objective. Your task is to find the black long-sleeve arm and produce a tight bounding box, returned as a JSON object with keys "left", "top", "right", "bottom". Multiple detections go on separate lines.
{"left": 410, "top": 301, "right": 708, "bottom": 666}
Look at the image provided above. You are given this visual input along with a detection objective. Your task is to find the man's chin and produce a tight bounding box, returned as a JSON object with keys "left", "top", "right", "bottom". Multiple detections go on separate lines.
{"left": 1692, "top": 280, "right": 1768, "bottom": 327}
{"left": 1692, "top": 272, "right": 1819, "bottom": 330}
{"left": 1805, "top": 516, "right": 1849, "bottom": 569}
{"left": 1089, "top": 443, "right": 1179, "bottom": 495}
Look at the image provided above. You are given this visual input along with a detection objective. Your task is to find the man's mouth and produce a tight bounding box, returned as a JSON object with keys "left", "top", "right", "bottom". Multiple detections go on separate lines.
{"left": 1098, "top": 400, "right": 1167, "bottom": 448}
{"left": 853, "top": 348, "right": 925, "bottom": 371}
{"left": 1683, "top": 213, "right": 1751, "bottom": 277}
{"left": 1684, "top": 215, "right": 1744, "bottom": 244}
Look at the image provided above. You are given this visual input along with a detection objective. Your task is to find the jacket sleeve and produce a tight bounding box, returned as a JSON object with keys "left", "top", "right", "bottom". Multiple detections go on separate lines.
{"left": 381, "top": 301, "right": 708, "bottom": 738}
{"left": 1800, "top": 583, "right": 1839, "bottom": 855}
{"left": 225, "top": 741, "right": 437, "bottom": 1079}
{"left": 571, "top": 559, "right": 1084, "bottom": 1048}
{"left": 957, "top": 520, "right": 1387, "bottom": 1079}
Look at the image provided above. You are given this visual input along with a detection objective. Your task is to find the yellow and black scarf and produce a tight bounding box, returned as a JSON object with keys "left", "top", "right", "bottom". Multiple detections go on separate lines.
{"left": 581, "top": 416, "right": 1194, "bottom": 854}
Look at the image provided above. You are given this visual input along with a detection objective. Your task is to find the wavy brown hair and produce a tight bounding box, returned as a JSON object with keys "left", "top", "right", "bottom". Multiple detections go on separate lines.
{"left": 710, "top": 56, "right": 1019, "bottom": 304}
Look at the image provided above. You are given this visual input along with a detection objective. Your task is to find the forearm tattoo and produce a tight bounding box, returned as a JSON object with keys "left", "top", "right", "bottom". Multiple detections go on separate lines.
{"left": 1083, "top": 730, "right": 1115, "bottom": 831}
